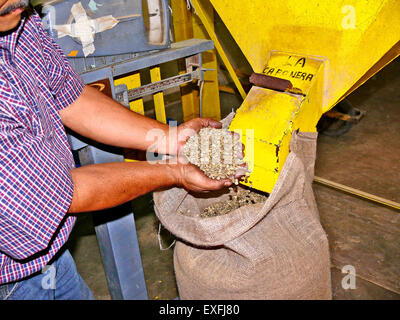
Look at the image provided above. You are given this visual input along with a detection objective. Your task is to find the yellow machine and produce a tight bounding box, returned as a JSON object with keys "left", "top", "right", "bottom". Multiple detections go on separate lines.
{"left": 198, "top": 0, "right": 400, "bottom": 193}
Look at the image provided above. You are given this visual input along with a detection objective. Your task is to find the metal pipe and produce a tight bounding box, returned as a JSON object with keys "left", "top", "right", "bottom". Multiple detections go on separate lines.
{"left": 313, "top": 176, "right": 400, "bottom": 211}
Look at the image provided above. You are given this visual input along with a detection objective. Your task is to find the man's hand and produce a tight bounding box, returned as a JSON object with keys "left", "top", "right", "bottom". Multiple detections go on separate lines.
{"left": 172, "top": 156, "right": 233, "bottom": 193}
{"left": 163, "top": 118, "right": 247, "bottom": 188}
{"left": 153, "top": 118, "right": 222, "bottom": 156}
{"left": 175, "top": 118, "right": 222, "bottom": 156}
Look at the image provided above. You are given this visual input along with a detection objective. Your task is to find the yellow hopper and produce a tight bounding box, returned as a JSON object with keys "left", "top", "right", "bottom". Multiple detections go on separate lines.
{"left": 207, "top": 0, "right": 400, "bottom": 193}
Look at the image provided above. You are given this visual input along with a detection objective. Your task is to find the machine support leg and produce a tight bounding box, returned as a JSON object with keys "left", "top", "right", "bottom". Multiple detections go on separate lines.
{"left": 93, "top": 205, "right": 148, "bottom": 300}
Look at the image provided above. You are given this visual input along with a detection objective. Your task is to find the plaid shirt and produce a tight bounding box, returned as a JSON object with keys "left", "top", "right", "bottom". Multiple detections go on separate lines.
{"left": 0, "top": 11, "right": 84, "bottom": 284}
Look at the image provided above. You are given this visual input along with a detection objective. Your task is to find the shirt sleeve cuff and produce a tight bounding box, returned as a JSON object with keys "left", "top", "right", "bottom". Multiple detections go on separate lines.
{"left": 53, "top": 67, "right": 85, "bottom": 111}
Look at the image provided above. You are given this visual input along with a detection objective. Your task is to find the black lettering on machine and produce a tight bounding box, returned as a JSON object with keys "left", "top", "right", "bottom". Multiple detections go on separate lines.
{"left": 263, "top": 66, "right": 314, "bottom": 82}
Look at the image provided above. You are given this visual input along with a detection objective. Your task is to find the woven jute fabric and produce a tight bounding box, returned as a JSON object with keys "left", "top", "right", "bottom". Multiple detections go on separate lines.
{"left": 153, "top": 129, "right": 332, "bottom": 300}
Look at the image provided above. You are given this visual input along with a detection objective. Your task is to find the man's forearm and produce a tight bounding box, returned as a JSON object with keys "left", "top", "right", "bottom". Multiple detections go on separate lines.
{"left": 60, "top": 85, "right": 170, "bottom": 152}
{"left": 68, "top": 161, "right": 178, "bottom": 213}
{"left": 62, "top": 86, "right": 234, "bottom": 213}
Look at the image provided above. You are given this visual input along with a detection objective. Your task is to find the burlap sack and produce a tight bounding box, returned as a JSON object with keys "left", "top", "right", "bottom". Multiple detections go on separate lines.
{"left": 153, "top": 130, "right": 332, "bottom": 300}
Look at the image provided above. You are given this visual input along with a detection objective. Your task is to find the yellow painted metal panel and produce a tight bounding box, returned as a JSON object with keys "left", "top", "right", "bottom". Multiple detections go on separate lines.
{"left": 150, "top": 67, "right": 167, "bottom": 124}
{"left": 114, "top": 73, "right": 144, "bottom": 163}
{"left": 114, "top": 73, "right": 144, "bottom": 115}
{"left": 263, "top": 53, "right": 324, "bottom": 95}
{"left": 192, "top": 0, "right": 221, "bottom": 121}
{"left": 229, "top": 55, "right": 323, "bottom": 193}
{"left": 171, "top": 0, "right": 199, "bottom": 122}
{"left": 210, "top": 0, "right": 400, "bottom": 113}
{"left": 191, "top": 0, "right": 246, "bottom": 100}
{"left": 229, "top": 88, "right": 303, "bottom": 192}
{"left": 171, "top": 0, "right": 194, "bottom": 42}
{"left": 208, "top": 0, "right": 400, "bottom": 193}
{"left": 171, "top": 0, "right": 223, "bottom": 121}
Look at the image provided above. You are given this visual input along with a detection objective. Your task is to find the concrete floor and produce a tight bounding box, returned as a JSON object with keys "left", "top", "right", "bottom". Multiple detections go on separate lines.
{"left": 314, "top": 57, "right": 400, "bottom": 299}
{"left": 66, "top": 57, "right": 400, "bottom": 300}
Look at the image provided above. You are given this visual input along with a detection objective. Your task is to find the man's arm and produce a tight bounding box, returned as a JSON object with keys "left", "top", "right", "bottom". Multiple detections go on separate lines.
{"left": 59, "top": 85, "right": 222, "bottom": 155}
{"left": 59, "top": 85, "right": 170, "bottom": 152}
{"left": 69, "top": 159, "right": 232, "bottom": 213}
{"left": 59, "top": 85, "right": 239, "bottom": 214}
